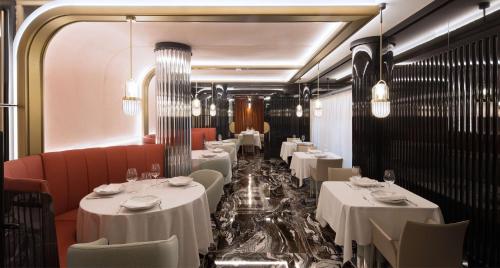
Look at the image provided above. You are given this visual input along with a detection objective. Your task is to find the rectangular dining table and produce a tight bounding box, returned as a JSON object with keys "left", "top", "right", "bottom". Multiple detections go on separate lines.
{"left": 315, "top": 181, "right": 443, "bottom": 267}
{"left": 289, "top": 151, "right": 342, "bottom": 187}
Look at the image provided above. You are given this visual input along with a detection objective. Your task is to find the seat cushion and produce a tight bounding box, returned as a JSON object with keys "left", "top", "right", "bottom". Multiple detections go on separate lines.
{"left": 201, "top": 128, "right": 216, "bottom": 141}
{"left": 55, "top": 220, "right": 77, "bottom": 268}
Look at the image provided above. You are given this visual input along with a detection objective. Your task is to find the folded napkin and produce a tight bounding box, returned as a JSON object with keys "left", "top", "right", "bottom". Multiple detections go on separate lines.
{"left": 94, "top": 183, "right": 123, "bottom": 194}
{"left": 371, "top": 190, "right": 407, "bottom": 202}
{"left": 123, "top": 195, "right": 160, "bottom": 209}
{"left": 349, "top": 176, "right": 379, "bottom": 187}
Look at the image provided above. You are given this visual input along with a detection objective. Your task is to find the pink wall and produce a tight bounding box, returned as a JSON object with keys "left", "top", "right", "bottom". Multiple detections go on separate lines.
{"left": 43, "top": 22, "right": 155, "bottom": 152}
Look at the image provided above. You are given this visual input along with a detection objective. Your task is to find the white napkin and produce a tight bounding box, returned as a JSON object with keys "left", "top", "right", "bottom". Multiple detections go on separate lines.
{"left": 371, "top": 190, "right": 407, "bottom": 202}
{"left": 123, "top": 195, "right": 160, "bottom": 209}
{"left": 94, "top": 183, "right": 123, "bottom": 194}
{"left": 349, "top": 176, "right": 379, "bottom": 187}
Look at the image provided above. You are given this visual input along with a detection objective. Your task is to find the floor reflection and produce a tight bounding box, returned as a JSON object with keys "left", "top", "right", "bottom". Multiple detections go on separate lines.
{"left": 202, "top": 154, "right": 350, "bottom": 268}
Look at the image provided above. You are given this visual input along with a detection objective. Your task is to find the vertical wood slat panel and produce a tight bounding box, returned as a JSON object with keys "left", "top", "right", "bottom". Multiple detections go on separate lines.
{"left": 352, "top": 32, "right": 500, "bottom": 267}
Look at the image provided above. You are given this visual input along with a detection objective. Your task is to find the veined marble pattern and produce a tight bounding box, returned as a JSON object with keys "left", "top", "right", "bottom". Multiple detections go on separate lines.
{"left": 202, "top": 155, "right": 355, "bottom": 268}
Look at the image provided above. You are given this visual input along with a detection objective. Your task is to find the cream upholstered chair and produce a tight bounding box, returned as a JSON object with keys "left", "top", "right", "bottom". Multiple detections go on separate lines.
{"left": 310, "top": 159, "right": 343, "bottom": 202}
{"left": 200, "top": 158, "right": 232, "bottom": 185}
{"left": 223, "top": 138, "right": 240, "bottom": 153}
{"left": 297, "top": 144, "right": 314, "bottom": 152}
{"left": 67, "top": 236, "right": 178, "bottom": 268}
{"left": 370, "top": 219, "right": 469, "bottom": 268}
{"left": 189, "top": 169, "right": 224, "bottom": 213}
{"left": 241, "top": 134, "right": 255, "bottom": 155}
{"left": 287, "top": 137, "right": 300, "bottom": 142}
{"left": 328, "top": 167, "right": 359, "bottom": 181}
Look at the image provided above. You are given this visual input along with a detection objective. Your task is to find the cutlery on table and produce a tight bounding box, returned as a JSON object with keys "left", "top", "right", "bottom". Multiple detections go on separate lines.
{"left": 86, "top": 195, "right": 114, "bottom": 200}
{"left": 405, "top": 199, "right": 418, "bottom": 207}
{"left": 363, "top": 195, "right": 375, "bottom": 205}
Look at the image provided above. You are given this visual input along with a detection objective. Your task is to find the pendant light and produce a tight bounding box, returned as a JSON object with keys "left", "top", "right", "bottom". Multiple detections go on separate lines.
{"left": 371, "top": 3, "right": 390, "bottom": 118}
{"left": 122, "top": 16, "right": 141, "bottom": 116}
{"left": 314, "top": 64, "right": 323, "bottom": 117}
{"left": 296, "top": 79, "right": 303, "bottom": 117}
{"left": 192, "top": 81, "right": 201, "bottom": 116}
{"left": 209, "top": 83, "right": 216, "bottom": 116}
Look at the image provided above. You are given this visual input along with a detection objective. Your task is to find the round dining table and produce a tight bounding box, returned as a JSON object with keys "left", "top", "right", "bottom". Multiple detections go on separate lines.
{"left": 191, "top": 149, "right": 231, "bottom": 170}
{"left": 77, "top": 179, "right": 213, "bottom": 268}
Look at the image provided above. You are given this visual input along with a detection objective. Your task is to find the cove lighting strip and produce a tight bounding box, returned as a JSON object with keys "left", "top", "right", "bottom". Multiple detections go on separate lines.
{"left": 393, "top": 0, "right": 500, "bottom": 56}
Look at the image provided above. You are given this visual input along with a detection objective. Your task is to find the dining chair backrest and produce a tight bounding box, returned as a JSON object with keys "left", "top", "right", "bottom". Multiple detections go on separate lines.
{"left": 242, "top": 134, "right": 254, "bottom": 146}
{"left": 189, "top": 169, "right": 224, "bottom": 213}
{"left": 67, "top": 236, "right": 179, "bottom": 268}
{"left": 199, "top": 158, "right": 231, "bottom": 179}
{"left": 297, "top": 144, "right": 314, "bottom": 152}
{"left": 314, "top": 159, "right": 343, "bottom": 180}
{"left": 259, "top": 134, "right": 264, "bottom": 143}
{"left": 328, "top": 167, "right": 356, "bottom": 181}
{"left": 397, "top": 220, "right": 469, "bottom": 268}
{"left": 287, "top": 137, "right": 300, "bottom": 142}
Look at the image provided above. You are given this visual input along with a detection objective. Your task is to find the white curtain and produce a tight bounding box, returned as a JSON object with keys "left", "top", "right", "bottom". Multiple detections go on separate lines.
{"left": 310, "top": 90, "right": 352, "bottom": 167}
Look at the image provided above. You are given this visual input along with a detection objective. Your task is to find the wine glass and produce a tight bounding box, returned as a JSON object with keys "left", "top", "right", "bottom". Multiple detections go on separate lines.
{"left": 218, "top": 134, "right": 222, "bottom": 141}
{"left": 301, "top": 135, "right": 305, "bottom": 142}
{"left": 383, "top": 169, "right": 396, "bottom": 187}
{"left": 151, "top": 163, "right": 161, "bottom": 184}
{"left": 126, "top": 168, "right": 138, "bottom": 192}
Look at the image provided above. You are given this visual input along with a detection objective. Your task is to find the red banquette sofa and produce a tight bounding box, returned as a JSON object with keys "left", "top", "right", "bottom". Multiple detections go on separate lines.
{"left": 143, "top": 128, "right": 216, "bottom": 150}
{"left": 4, "top": 144, "right": 165, "bottom": 267}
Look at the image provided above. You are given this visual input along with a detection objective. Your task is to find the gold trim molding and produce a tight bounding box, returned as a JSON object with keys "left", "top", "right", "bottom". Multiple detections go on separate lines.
{"left": 15, "top": 3, "right": 377, "bottom": 156}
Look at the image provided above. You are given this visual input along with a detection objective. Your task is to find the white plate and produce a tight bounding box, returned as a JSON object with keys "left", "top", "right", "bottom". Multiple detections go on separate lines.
{"left": 222, "top": 140, "right": 231, "bottom": 143}
{"left": 370, "top": 190, "right": 407, "bottom": 204}
{"left": 314, "top": 154, "right": 327, "bottom": 158}
{"left": 121, "top": 195, "right": 161, "bottom": 211}
{"left": 93, "top": 183, "right": 124, "bottom": 196}
{"left": 202, "top": 153, "right": 216, "bottom": 158}
{"left": 210, "top": 148, "right": 224, "bottom": 153}
{"left": 168, "top": 176, "right": 193, "bottom": 186}
{"left": 350, "top": 176, "right": 380, "bottom": 187}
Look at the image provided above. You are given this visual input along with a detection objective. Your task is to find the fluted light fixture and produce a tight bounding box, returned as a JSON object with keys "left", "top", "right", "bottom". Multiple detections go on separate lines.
{"left": 209, "top": 83, "right": 216, "bottom": 116}
{"left": 192, "top": 81, "right": 201, "bottom": 116}
{"left": 122, "top": 16, "right": 141, "bottom": 116}
{"left": 371, "top": 3, "right": 390, "bottom": 118}
{"left": 296, "top": 79, "right": 303, "bottom": 117}
{"left": 314, "top": 64, "right": 323, "bottom": 117}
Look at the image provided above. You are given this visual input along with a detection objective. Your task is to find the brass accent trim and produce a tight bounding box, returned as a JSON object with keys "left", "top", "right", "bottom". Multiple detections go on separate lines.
{"left": 141, "top": 68, "right": 155, "bottom": 135}
{"left": 15, "top": 4, "right": 377, "bottom": 156}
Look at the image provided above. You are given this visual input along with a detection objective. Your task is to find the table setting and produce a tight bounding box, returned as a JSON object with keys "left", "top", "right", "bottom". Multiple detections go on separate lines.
{"left": 77, "top": 169, "right": 213, "bottom": 268}
{"left": 289, "top": 151, "right": 343, "bottom": 186}
{"left": 191, "top": 149, "right": 231, "bottom": 170}
{"left": 316, "top": 172, "right": 443, "bottom": 267}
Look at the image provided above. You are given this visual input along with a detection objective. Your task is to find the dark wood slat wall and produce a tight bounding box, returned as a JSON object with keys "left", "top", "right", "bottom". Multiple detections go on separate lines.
{"left": 191, "top": 86, "right": 230, "bottom": 139}
{"left": 234, "top": 97, "right": 264, "bottom": 133}
{"left": 267, "top": 94, "right": 310, "bottom": 158}
{"left": 353, "top": 32, "right": 500, "bottom": 266}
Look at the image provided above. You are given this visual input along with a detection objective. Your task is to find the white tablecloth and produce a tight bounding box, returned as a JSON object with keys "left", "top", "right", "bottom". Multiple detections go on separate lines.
{"left": 205, "top": 141, "right": 237, "bottom": 164}
{"left": 77, "top": 179, "right": 213, "bottom": 268}
{"left": 280, "top": 142, "right": 297, "bottom": 163}
{"left": 315, "top": 182, "right": 443, "bottom": 264}
{"left": 191, "top": 150, "right": 231, "bottom": 170}
{"left": 289, "top": 151, "right": 342, "bottom": 186}
{"left": 238, "top": 132, "right": 261, "bottom": 149}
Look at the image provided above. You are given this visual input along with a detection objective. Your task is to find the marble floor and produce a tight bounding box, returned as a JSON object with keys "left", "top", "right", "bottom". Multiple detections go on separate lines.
{"left": 201, "top": 154, "right": 356, "bottom": 268}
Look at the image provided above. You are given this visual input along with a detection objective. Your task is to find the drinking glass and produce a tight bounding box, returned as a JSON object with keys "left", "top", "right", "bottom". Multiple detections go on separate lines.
{"left": 218, "top": 134, "right": 222, "bottom": 141}
{"left": 383, "top": 169, "right": 396, "bottom": 187}
{"left": 126, "top": 168, "right": 138, "bottom": 192}
{"left": 151, "top": 163, "right": 161, "bottom": 183}
{"left": 301, "top": 135, "right": 305, "bottom": 142}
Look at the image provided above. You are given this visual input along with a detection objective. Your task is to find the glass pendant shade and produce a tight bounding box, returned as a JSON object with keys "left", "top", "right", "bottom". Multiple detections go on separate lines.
{"left": 314, "top": 99, "right": 323, "bottom": 117}
{"left": 296, "top": 104, "right": 303, "bottom": 117}
{"left": 210, "top": 103, "right": 216, "bottom": 116}
{"left": 228, "top": 109, "right": 233, "bottom": 117}
{"left": 122, "top": 78, "right": 141, "bottom": 116}
{"left": 192, "top": 97, "right": 201, "bottom": 116}
{"left": 371, "top": 80, "right": 390, "bottom": 118}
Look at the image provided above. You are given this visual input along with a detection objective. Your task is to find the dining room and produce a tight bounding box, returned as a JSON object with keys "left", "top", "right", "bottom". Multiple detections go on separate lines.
{"left": 2, "top": 0, "right": 500, "bottom": 268}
